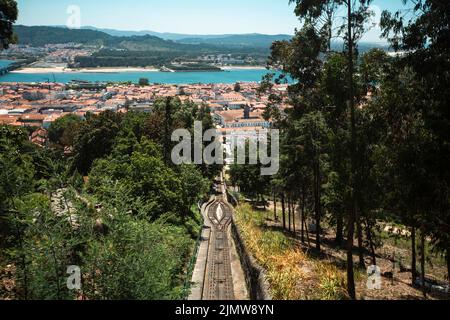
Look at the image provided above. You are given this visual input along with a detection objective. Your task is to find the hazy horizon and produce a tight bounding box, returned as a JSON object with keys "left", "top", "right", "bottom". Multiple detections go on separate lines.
{"left": 15, "top": 0, "right": 409, "bottom": 43}
{"left": 14, "top": 24, "right": 295, "bottom": 36}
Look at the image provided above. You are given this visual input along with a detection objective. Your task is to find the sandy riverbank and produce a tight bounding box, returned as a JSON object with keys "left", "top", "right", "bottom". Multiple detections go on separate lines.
{"left": 12, "top": 67, "right": 160, "bottom": 74}
{"left": 10, "top": 65, "right": 268, "bottom": 74}
{"left": 77, "top": 67, "right": 159, "bottom": 73}
{"left": 220, "top": 66, "right": 267, "bottom": 71}
{"left": 12, "top": 67, "right": 68, "bottom": 74}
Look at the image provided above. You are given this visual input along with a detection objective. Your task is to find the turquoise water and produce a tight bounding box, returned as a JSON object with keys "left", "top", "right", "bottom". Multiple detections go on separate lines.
{"left": 0, "top": 60, "right": 14, "bottom": 68}
{"left": 0, "top": 66, "right": 287, "bottom": 84}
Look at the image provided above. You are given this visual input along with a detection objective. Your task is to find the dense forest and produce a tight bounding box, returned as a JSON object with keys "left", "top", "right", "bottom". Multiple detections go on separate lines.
{"left": 14, "top": 25, "right": 202, "bottom": 50}
{"left": 73, "top": 49, "right": 183, "bottom": 68}
{"left": 74, "top": 49, "right": 223, "bottom": 69}
{"left": 0, "top": 99, "right": 221, "bottom": 299}
{"left": 229, "top": 0, "right": 450, "bottom": 299}
{"left": 13, "top": 25, "right": 113, "bottom": 47}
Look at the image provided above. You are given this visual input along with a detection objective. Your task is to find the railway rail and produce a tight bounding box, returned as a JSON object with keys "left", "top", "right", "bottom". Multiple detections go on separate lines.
{"left": 202, "top": 178, "right": 235, "bottom": 300}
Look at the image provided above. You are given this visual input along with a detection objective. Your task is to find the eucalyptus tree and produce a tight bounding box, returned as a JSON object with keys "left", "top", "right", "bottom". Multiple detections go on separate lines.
{"left": 289, "top": 0, "right": 341, "bottom": 52}
{"left": 258, "top": 73, "right": 285, "bottom": 125}
{"left": 228, "top": 140, "right": 271, "bottom": 205}
{"left": 277, "top": 0, "right": 376, "bottom": 299}
{"left": 277, "top": 139, "right": 312, "bottom": 240}
{"left": 290, "top": 112, "right": 331, "bottom": 251}
{"left": 381, "top": 0, "right": 450, "bottom": 289}
{"left": 338, "top": 0, "right": 374, "bottom": 299}
{"left": 0, "top": 0, "right": 18, "bottom": 49}
{"left": 320, "top": 52, "right": 350, "bottom": 246}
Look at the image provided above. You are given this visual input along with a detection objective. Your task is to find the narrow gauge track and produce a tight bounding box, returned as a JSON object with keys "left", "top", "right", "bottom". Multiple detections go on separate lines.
{"left": 202, "top": 180, "right": 235, "bottom": 300}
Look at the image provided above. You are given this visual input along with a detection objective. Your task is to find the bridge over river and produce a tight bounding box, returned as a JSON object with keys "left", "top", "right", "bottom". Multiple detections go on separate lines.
{"left": 0, "top": 61, "right": 27, "bottom": 76}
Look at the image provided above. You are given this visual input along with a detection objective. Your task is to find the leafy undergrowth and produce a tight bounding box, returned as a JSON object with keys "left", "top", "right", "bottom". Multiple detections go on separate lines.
{"left": 235, "top": 204, "right": 348, "bottom": 300}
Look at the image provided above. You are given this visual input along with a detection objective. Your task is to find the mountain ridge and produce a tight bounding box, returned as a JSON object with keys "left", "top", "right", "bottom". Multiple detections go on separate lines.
{"left": 12, "top": 25, "right": 389, "bottom": 53}
{"left": 50, "top": 25, "right": 293, "bottom": 48}
{"left": 79, "top": 26, "right": 293, "bottom": 42}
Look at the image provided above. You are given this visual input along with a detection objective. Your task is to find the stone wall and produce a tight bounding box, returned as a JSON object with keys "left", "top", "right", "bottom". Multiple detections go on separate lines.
{"left": 230, "top": 217, "right": 272, "bottom": 300}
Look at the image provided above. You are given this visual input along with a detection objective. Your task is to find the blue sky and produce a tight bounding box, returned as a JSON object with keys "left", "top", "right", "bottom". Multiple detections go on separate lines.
{"left": 16, "top": 0, "right": 408, "bottom": 41}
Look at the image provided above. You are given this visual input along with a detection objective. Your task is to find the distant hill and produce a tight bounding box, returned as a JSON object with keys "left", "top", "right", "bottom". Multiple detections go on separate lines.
{"left": 329, "top": 40, "right": 390, "bottom": 53}
{"left": 14, "top": 25, "right": 388, "bottom": 53}
{"left": 14, "top": 25, "right": 112, "bottom": 47}
{"left": 77, "top": 27, "right": 389, "bottom": 51}
{"left": 80, "top": 26, "right": 233, "bottom": 41}
{"left": 79, "top": 26, "right": 293, "bottom": 48}
{"left": 13, "top": 25, "right": 225, "bottom": 52}
{"left": 14, "top": 26, "right": 268, "bottom": 52}
{"left": 178, "top": 34, "right": 293, "bottom": 48}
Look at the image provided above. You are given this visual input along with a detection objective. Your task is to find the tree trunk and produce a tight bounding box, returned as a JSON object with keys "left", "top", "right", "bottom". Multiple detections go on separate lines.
{"left": 325, "top": 6, "right": 333, "bottom": 52}
{"left": 305, "top": 217, "right": 311, "bottom": 248}
{"left": 314, "top": 162, "right": 321, "bottom": 252}
{"left": 346, "top": 0, "right": 357, "bottom": 300}
{"left": 346, "top": 213, "right": 356, "bottom": 300}
{"left": 292, "top": 200, "right": 296, "bottom": 234}
{"left": 356, "top": 212, "right": 365, "bottom": 269}
{"left": 336, "top": 210, "right": 344, "bottom": 246}
{"left": 301, "top": 192, "right": 305, "bottom": 244}
{"left": 421, "top": 231, "right": 426, "bottom": 298}
{"left": 281, "top": 193, "right": 286, "bottom": 230}
{"left": 273, "top": 193, "right": 278, "bottom": 221}
{"left": 411, "top": 225, "right": 417, "bottom": 285}
{"left": 288, "top": 195, "right": 292, "bottom": 232}
{"left": 365, "top": 218, "right": 376, "bottom": 265}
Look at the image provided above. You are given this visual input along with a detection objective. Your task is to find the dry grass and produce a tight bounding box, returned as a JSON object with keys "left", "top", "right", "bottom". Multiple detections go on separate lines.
{"left": 313, "top": 262, "right": 348, "bottom": 300}
{"left": 235, "top": 204, "right": 348, "bottom": 300}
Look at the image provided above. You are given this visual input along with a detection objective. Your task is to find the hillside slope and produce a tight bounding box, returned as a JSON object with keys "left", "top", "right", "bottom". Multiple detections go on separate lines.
{"left": 13, "top": 25, "right": 271, "bottom": 55}
{"left": 179, "top": 34, "right": 293, "bottom": 48}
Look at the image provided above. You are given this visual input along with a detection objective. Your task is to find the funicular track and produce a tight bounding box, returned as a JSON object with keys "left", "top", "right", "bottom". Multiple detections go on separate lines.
{"left": 202, "top": 178, "right": 235, "bottom": 300}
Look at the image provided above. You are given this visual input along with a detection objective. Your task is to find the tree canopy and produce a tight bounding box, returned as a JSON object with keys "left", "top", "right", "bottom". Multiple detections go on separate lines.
{"left": 0, "top": 0, "right": 18, "bottom": 49}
